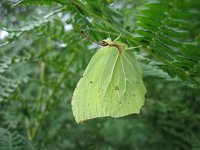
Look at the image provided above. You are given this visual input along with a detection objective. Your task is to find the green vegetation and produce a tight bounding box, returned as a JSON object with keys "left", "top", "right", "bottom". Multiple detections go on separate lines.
{"left": 0, "top": 0, "right": 200, "bottom": 149}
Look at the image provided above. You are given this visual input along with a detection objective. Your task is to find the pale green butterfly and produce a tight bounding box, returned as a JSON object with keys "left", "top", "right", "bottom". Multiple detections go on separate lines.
{"left": 72, "top": 39, "right": 146, "bottom": 123}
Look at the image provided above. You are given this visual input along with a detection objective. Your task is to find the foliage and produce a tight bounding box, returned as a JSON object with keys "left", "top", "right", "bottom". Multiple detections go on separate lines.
{"left": 0, "top": 0, "right": 200, "bottom": 150}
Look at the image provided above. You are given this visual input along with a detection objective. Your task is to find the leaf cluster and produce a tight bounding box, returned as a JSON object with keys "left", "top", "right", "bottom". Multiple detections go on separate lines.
{"left": 0, "top": 0, "right": 200, "bottom": 149}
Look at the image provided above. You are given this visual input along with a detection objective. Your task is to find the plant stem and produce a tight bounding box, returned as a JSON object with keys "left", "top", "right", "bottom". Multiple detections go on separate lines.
{"left": 30, "top": 52, "right": 77, "bottom": 140}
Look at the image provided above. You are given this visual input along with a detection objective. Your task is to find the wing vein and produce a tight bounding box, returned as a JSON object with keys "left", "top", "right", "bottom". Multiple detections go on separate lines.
{"left": 101, "top": 52, "right": 120, "bottom": 100}
{"left": 120, "top": 58, "right": 127, "bottom": 93}
{"left": 122, "top": 52, "right": 137, "bottom": 74}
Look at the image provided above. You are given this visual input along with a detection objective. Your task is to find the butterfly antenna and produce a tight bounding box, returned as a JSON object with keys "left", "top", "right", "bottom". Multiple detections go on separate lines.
{"left": 80, "top": 31, "right": 100, "bottom": 45}
{"left": 114, "top": 33, "right": 121, "bottom": 41}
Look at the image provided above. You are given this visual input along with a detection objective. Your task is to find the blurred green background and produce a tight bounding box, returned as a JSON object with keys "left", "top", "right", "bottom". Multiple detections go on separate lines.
{"left": 0, "top": 0, "right": 200, "bottom": 150}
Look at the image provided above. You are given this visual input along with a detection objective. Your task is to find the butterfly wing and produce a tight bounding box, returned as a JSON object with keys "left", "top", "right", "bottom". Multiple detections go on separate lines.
{"left": 72, "top": 46, "right": 119, "bottom": 123}
{"left": 72, "top": 46, "right": 146, "bottom": 123}
{"left": 99, "top": 50, "right": 146, "bottom": 117}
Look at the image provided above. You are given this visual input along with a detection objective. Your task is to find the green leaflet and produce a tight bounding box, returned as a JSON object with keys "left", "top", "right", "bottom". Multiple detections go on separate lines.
{"left": 72, "top": 40, "right": 146, "bottom": 123}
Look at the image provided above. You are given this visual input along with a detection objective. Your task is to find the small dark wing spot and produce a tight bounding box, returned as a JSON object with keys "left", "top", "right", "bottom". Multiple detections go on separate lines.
{"left": 90, "top": 81, "right": 93, "bottom": 83}
{"left": 115, "top": 86, "right": 119, "bottom": 90}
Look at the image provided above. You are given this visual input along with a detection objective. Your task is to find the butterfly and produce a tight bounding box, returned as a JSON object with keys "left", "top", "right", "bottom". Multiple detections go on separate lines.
{"left": 72, "top": 40, "right": 146, "bottom": 123}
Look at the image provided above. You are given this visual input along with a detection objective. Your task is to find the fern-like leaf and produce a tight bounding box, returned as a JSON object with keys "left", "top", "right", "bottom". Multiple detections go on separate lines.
{"left": 135, "top": 0, "right": 200, "bottom": 88}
